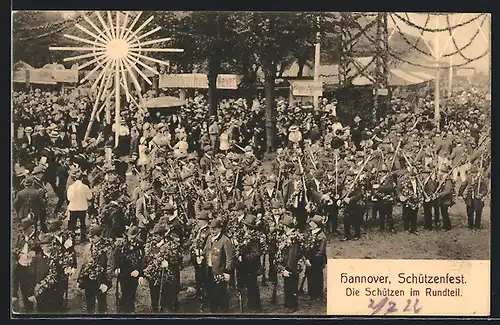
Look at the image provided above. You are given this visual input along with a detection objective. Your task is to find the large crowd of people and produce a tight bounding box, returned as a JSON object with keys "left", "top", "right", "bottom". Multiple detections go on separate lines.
{"left": 12, "top": 78, "right": 491, "bottom": 314}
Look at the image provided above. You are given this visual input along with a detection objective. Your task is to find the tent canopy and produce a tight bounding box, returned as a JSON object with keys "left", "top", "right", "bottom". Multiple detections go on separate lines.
{"left": 143, "top": 96, "right": 185, "bottom": 109}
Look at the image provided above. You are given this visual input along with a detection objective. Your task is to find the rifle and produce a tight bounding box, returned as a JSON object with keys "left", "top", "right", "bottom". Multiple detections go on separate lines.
{"left": 298, "top": 267, "right": 308, "bottom": 295}
{"left": 115, "top": 276, "right": 121, "bottom": 313}
{"left": 234, "top": 267, "right": 243, "bottom": 312}
{"left": 158, "top": 268, "right": 165, "bottom": 311}
{"left": 271, "top": 277, "right": 278, "bottom": 305}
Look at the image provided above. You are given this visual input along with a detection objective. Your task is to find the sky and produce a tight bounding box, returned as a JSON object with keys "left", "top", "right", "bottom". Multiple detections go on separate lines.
{"left": 54, "top": 11, "right": 490, "bottom": 73}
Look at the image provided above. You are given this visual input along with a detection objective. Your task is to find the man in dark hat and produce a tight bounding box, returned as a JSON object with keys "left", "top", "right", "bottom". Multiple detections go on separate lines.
{"left": 340, "top": 169, "right": 364, "bottom": 241}
{"left": 237, "top": 214, "right": 262, "bottom": 312}
{"left": 372, "top": 164, "right": 396, "bottom": 233}
{"left": 12, "top": 217, "right": 39, "bottom": 313}
{"left": 101, "top": 186, "right": 127, "bottom": 239}
{"left": 204, "top": 218, "right": 234, "bottom": 313}
{"left": 396, "top": 168, "right": 422, "bottom": 234}
{"left": 305, "top": 215, "right": 327, "bottom": 301}
{"left": 276, "top": 214, "right": 301, "bottom": 312}
{"left": 143, "top": 223, "right": 183, "bottom": 313}
{"left": 113, "top": 225, "right": 145, "bottom": 313}
{"left": 458, "top": 166, "right": 488, "bottom": 230}
{"left": 29, "top": 233, "right": 65, "bottom": 313}
{"left": 421, "top": 166, "right": 439, "bottom": 230}
{"left": 135, "top": 182, "right": 160, "bottom": 243}
{"left": 13, "top": 175, "right": 48, "bottom": 232}
{"left": 435, "top": 165, "right": 455, "bottom": 231}
{"left": 47, "top": 216, "right": 77, "bottom": 310}
{"left": 265, "top": 200, "right": 286, "bottom": 304}
{"left": 161, "top": 202, "right": 184, "bottom": 246}
{"left": 77, "top": 225, "right": 114, "bottom": 314}
{"left": 189, "top": 210, "right": 211, "bottom": 311}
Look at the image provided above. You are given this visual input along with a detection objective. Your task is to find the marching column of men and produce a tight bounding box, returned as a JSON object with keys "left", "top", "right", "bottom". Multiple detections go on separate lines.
{"left": 12, "top": 118, "right": 490, "bottom": 314}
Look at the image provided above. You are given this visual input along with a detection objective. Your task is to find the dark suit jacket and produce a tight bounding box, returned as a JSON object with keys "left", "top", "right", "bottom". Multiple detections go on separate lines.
{"left": 13, "top": 187, "right": 47, "bottom": 220}
{"left": 458, "top": 177, "right": 488, "bottom": 208}
{"left": 307, "top": 230, "right": 327, "bottom": 267}
{"left": 438, "top": 178, "right": 455, "bottom": 206}
{"left": 204, "top": 233, "right": 234, "bottom": 276}
{"left": 306, "top": 178, "right": 324, "bottom": 205}
{"left": 283, "top": 237, "right": 300, "bottom": 274}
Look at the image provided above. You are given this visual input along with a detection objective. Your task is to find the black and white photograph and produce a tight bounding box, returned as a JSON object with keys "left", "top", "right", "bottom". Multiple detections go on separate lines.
{"left": 11, "top": 10, "right": 490, "bottom": 316}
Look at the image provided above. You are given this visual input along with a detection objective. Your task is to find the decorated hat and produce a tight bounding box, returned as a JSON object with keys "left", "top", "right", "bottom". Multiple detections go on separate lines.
{"left": 151, "top": 223, "right": 167, "bottom": 235}
{"left": 203, "top": 145, "right": 212, "bottom": 152}
{"left": 20, "top": 217, "right": 35, "bottom": 230}
{"left": 309, "top": 215, "right": 325, "bottom": 228}
{"left": 233, "top": 201, "right": 246, "bottom": 211}
{"left": 39, "top": 233, "right": 54, "bottom": 245}
{"left": 89, "top": 224, "right": 102, "bottom": 237}
{"left": 272, "top": 200, "right": 283, "bottom": 209}
{"left": 197, "top": 210, "right": 211, "bottom": 221}
{"left": 163, "top": 202, "right": 175, "bottom": 213}
{"left": 210, "top": 218, "right": 223, "bottom": 229}
{"left": 280, "top": 215, "right": 296, "bottom": 228}
{"left": 126, "top": 225, "right": 140, "bottom": 238}
{"left": 242, "top": 214, "right": 258, "bottom": 228}
{"left": 24, "top": 126, "right": 33, "bottom": 133}
{"left": 47, "top": 216, "right": 63, "bottom": 231}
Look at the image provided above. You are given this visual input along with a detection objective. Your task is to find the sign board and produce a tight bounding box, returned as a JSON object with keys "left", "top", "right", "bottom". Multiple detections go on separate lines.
{"left": 12, "top": 68, "right": 77, "bottom": 84}
{"left": 159, "top": 73, "right": 241, "bottom": 89}
{"left": 52, "top": 69, "right": 78, "bottom": 83}
{"left": 456, "top": 67, "right": 475, "bottom": 77}
{"left": 291, "top": 80, "right": 323, "bottom": 97}
{"left": 376, "top": 88, "right": 389, "bottom": 96}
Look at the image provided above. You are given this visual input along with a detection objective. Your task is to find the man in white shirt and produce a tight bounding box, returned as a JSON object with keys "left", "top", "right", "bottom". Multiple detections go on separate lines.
{"left": 67, "top": 171, "right": 92, "bottom": 243}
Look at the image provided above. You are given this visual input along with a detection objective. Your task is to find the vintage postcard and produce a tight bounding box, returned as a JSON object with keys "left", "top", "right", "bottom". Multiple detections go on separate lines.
{"left": 11, "top": 11, "right": 490, "bottom": 317}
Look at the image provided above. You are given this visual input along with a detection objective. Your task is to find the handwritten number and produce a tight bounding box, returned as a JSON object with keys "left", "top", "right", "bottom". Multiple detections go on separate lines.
{"left": 403, "top": 299, "right": 411, "bottom": 312}
{"left": 384, "top": 301, "right": 398, "bottom": 315}
{"left": 413, "top": 299, "right": 422, "bottom": 313}
{"left": 368, "top": 297, "right": 388, "bottom": 315}
{"left": 369, "top": 297, "right": 423, "bottom": 315}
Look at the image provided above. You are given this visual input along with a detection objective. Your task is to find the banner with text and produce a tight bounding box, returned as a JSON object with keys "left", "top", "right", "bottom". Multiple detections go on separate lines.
{"left": 327, "top": 259, "right": 490, "bottom": 316}
{"left": 13, "top": 68, "right": 78, "bottom": 84}
{"left": 159, "top": 73, "right": 241, "bottom": 89}
{"left": 291, "top": 80, "right": 323, "bottom": 97}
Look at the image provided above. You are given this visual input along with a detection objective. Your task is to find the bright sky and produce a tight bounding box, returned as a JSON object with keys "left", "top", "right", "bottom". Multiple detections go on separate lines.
{"left": 388, "top": 13, "right": 490, "bottom": 72}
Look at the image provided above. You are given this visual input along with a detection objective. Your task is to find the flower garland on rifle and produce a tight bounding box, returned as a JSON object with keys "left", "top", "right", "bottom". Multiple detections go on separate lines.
{"left": 77, "top": 238, "right": 114, "bottom": 285}
{"left": 234, "top": 229, "right": 260, "bottom": 262}
{"left": 115, "top": 236, "right": 144, "bottom": 270}
{"left": 34, "top": 255, "right": 59, "bottom": 298}
{"left": 399, "top": 175, "right": 422, "bottom": 210}
{"left": 51, "top": 231, "right": 77, "bottom": 269}
{"left": 188, "top": 225, "right": 209, "bottom": 258}
{"left": 275, "top": 230, "right": 306, "bottom": 275}
{"left": 143, "top": 233, "right": 182, "bottom": 286}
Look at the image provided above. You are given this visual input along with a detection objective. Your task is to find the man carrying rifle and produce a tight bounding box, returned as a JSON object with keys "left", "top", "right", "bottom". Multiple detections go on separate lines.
{"left": 135, "top": 182, "right": 160, "bottom": 243}
{"left": 304, "top": 215, "right": 327, "bottom": 301}
{"left": 47, "top": 216, "right": 77, "bottom": 311}
{"left": 340, "top": 169, "right": 364, "bottom": 241}
{"left": 275, "top": 215, "right": 303, "bottom": 312}
{"left": 143, "top": 223, "right": 182, "bottom": 312}
{"left": 458, "top": 166, "right": 488, "bottom": 231}
{"left": 435, "top": 165, "right": 455, "bottom": 231}
{"left": 76, "top": 225, "right": 114, "bottom": 314}
{"left": 396, "top": 168, "right": 422, "bottom": 234}
{"left": 113, "top": 225, "right": 145, "bottom": 313}
{"left": 189, "top": 210, "right": 211, "bottom": 311}
{"left": 265, "top": 200, "right": 286, "bottom": 304}
{"left": 236, "top": 214, "right": 262, "bottom": 312}
{"left": 421, "top": 166, "right": 440, "bottom": 230}
{"left": 371, "top": 164, "right": 397, "bottom": 233}
{"left": 204, "top": 218, "right": 234, "bottom": 313}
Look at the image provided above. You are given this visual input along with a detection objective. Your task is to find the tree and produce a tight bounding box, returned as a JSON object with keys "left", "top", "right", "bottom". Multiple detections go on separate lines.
{"left": 163, "top": 11, "right": 243, "bottom": 116}
{"left": 237, "top": 12, "right": 323, "bottom": 152}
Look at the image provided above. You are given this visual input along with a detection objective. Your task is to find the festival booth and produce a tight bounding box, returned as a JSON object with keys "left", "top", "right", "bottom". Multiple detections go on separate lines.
{"left": 143, "top": 96, "right": 185, "bottom": 119}
{"left": 159, "top": 73, "right": 243, "bottom": 100}
{"left": 12, "top": 61, "right": 78, "bottom": 90}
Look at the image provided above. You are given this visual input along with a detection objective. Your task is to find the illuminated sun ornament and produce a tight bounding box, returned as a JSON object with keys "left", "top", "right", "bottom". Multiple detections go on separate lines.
{"left": 50, "top": 11, "right": 183, "bottom": 146}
